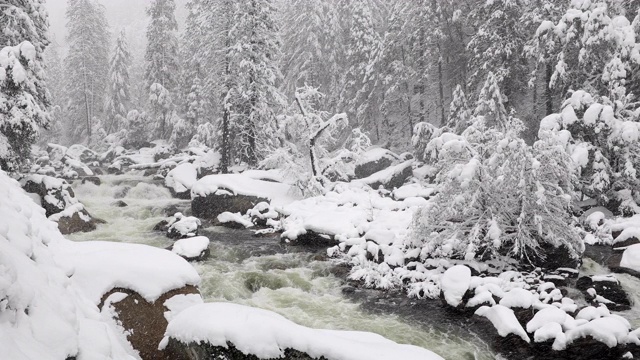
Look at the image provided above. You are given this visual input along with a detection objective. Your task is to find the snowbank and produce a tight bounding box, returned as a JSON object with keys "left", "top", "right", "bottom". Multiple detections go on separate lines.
{"left": 0, "top": 170, "right": 137, "bottom": 360}
{"left": 161, "top": 302, "right": 444, "bottom": 360}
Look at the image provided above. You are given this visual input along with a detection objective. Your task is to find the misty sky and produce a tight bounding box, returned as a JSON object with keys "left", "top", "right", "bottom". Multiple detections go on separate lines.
{"left": 44, "top": 0, "right": 188, "bottom": 51}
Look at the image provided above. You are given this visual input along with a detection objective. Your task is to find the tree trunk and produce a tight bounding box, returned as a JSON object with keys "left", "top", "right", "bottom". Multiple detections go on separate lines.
{"left": 545, "top": 63, "right": 553, "bottom": 115}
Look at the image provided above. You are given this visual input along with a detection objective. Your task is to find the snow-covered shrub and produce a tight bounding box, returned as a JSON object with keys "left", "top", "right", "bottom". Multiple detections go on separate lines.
{"left": 123, "top": 110, "right": 149, "bottom": 149}
{"left": 412, "top": 122, "right": 440, "bottom": 163}
{"left": 539, "top": 90, "right": 640, "bottom": 213}
{"left": 189, "top": 122, "right": 217, "bottom": 149}
{"left": 169, "top": 113, "right": 193, "bottom": 150}
{"left": 409, "top": 75, "right": 583, "bottom": 265}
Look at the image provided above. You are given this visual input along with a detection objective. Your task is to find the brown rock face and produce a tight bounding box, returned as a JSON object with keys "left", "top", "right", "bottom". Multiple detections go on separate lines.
{"left": 57, "top": 211, "right": 106, "bottom": 234}
{"left": 99, "top": 285, "right": 200, "bottom": 360}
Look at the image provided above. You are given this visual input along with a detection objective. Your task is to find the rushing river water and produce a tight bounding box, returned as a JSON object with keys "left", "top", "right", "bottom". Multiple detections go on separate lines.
{"left": 67, "top": 174, "right": 495, "bottom": 360}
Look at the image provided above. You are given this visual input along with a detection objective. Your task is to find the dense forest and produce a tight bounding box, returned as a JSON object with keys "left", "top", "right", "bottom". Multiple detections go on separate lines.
{"left": 2, "top": 1, "right": 640, "bottom": 359}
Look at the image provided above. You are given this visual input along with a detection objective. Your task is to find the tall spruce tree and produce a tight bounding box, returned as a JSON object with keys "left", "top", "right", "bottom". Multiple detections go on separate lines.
{"left": 145, "top": 0, "right": 180, "bottom": 139}
{"left": 0, "top": 0, "right": 51, "bottom": 171}
{"left": 105, "top": 29, "right": 132, "bottom": 134}
{"left": 228, "top": 0, "right": 285, "bottom": 166}
{"left": 64, "top": 0, "right": 110, "bottom": 145}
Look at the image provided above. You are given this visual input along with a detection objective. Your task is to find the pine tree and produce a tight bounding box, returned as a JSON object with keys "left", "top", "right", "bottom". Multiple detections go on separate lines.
{"left": 39, "top": 40, "right": 65, "bottom": 145}
{"left": 339, "top": 0, "right": 385, "bottom": 140}
{"left": 228, "top": 0, "right": 285, "bottom": 166}
{"left": 473, "top": 72, "right": 517, "bottom": 132}
{"left": 0, "top": 0, "right": 51, "bottom": 171}
{"left": 446, "top": 85, "right": 472, "bottom": 134}
{"left": 64, "top": 0, "right": 110, "bottom": 145}
{"left": 467, "top": 0, "right": 530, "bottom": 99}
{"left": 186, "top": 75, "right": 204, "bottom": 127}
{"left": 281, "top": 0, "right": 344, "bottom": 110}
{"left": 145, "top": 0, "right": 180, "bottom": 139}
{"left": 145, "top": 0, "right": 179, "bottom": 92}
{"left": 105, "top": 29, "right": 132, "bottom": 134}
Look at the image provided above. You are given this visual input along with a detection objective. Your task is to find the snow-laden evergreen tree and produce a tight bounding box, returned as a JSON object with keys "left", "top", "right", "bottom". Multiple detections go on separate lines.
{"left": 64, "top": 0, "right": 110, "bottom": 145}
{"left": 409, "top": 81, "right": 583, "bottom": 265}
{"left": 0, "top": 0, "right": 51, "bottom": 170}
{"left": 185, "top": 75, "right": 205, "bottom": 128}
{"left": 105, "top": 29, "right": 132, "bottom": 134}
{"left": 179, "top": 0, "right": 211, "bottom": 116}
{"left": 339, "top": 0, "right": 385, "bottom": 140}
{"left": 539, "top": 90, "right": 640, "bottom": 214}
{"left": 145, "top": 0, "right": 179, "bottom": 92}
{"left": 473, "top": 72, "right": 515, "bottom": 132}
{"left": 534, "top": 1, "right": 640, "bottom": 100}
{"left": 280, "top": 0, "right": 344, "bottom": 111}
{"left": 40, "top": 40, "right": 65, "bottom": 145}
{"left": 0, "top": 42, "right": 50, "bottom": 171}
{"left": 123, "top": 110, "right": 149, "bottom": 149}
{"left": 149, "top": 82, "right": 173, "bottom": 139}
{"left": 228, "top": 0, "right": 285, "bottom": 166}
{"left": 467, "top": 0, "right": 530, "bottom": 98}
{"left": 145, "top": 0, "right": 180, "bottom": 139}
{"left": 446, "top": 84, "right": 472, "bottom": 134}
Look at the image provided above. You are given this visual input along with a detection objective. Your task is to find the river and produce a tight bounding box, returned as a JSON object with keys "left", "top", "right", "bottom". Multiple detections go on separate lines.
{"left": 67, "top": 174, "right": 496, "bottom": 360}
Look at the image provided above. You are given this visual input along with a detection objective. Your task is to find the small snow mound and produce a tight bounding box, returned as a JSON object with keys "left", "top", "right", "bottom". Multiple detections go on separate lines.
{"left": 440, "top": 265, "right": 471, "bottom": 307}
{"left": 172, "top": 236, "right": 210, "bottom": 259}
{"left": 475, "top": 305, "right": 530, "bottom": 342}
{"left": 620, "top": 244, "right": 640, "bottom": 272}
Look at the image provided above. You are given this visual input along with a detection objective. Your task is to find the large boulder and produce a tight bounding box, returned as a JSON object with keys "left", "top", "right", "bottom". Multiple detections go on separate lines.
{"left": 354, "top": 147, "right": 399, "bottom": 179}
{"left": 21, "top": 174, "right": 104, "bottom": 234}
{"left": 47, "top": 143, "right": 68, "bottom": 163}
{"left": 100, "top": 286, "right": 202, "bottom": 360}
{"left": 165, "top": 162, "right": 198, "bottom": 199}
{"left": 55, "top": 240, "right": 202, "bottom": 360}
{"left": 159, "top": 303, "right": 445, "bottom": 360}
{"left": 190, "top": 174, "right": 290, "bottom": 221}
{"left": 576, "top": 275, "right": 631, "bottom": 311}
{"left": 356, "top": 160, "right": 414, "bottom": 191}
{"left": 52, "top": 206, "right": 106, "bottom": 234}
{"left": 66, "top": 144, "right": 99, "bottom": 163}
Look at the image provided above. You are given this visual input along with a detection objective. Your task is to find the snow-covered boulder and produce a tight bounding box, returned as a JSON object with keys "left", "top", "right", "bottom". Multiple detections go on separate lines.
{"left": 54, "top": 239, "right": 202, "bottom": 360}
{"left": 21, "top": 174, "right": 104, "bottom": 234}
{"left": 217, "top": 211, "right": 254, "bottom": 229}
{"left": 167, "top": 212, "right": 201, "bottom": 239}
{"left": 170, "top": 236, "right": 211, "bottom": 261}
{"left": 190, "top": 174, "right": 293, "bottom": 220}
{"left": 66, "top": 144, "right": 99, "bottom": 163}
{"left": 356, "top": 160, "right": 414, "bottom": 190}
{"left": 165, "top": 162, "right": 198, "bottom": 199}
{"left": 440, "top": 265, "right": 472, "bottom": 308}
{"left": 160, "top": 303, "right": 445, "bottom": 360}
{"left": 354, "top": 147, "right": 399, "bottom": 179}
{"left": 63, "top": 157, "right": 94, "bottom": 177}
{"left": 576, "top": 275, "right": 631, "bottom": 311}
{"left": 47, "top": 143, "right": 68, "bottom": 163}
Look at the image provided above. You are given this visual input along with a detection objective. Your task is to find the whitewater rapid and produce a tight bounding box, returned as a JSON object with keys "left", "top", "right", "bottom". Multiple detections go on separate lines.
{"left": 68, "top": 174, "right": 496, "bottom": 359}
